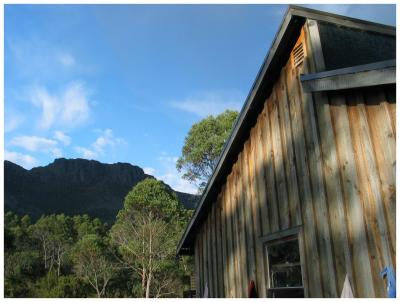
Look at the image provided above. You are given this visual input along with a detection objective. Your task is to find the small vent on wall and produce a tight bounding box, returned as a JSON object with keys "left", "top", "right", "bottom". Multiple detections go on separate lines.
{"left": 292, "top": 42, "right": 304, "bottom": 68}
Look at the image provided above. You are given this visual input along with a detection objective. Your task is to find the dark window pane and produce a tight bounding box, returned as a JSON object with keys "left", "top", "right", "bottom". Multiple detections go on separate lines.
{"left": 271, "top": 265, "right": 302, "bottom": 287}
{"left": 267, "top": 288, "right": 305, "bottom": 298}
{"left": 267, "top": 238, "right": 303, "bottom": 288}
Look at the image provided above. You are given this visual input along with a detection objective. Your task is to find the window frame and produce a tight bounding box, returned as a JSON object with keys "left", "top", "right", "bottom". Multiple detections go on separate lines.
{"left": 261, "top": 226, "right": 305, "bottom": 298}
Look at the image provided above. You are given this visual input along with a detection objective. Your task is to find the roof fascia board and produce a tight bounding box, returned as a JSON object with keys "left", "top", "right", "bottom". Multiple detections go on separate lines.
{"left": 301, "top": 59, "right": 396, "bottom": 81}
{"left": 300, "top": 64, "right": 395, "bottom": 92}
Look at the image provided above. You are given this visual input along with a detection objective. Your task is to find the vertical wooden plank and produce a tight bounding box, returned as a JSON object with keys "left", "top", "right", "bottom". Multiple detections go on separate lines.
{"left": 206, "top": 214, "right": 214, "bottom": 297}
{"left": 195, "top": 237, "right": 201, "bottom": 297}
{"left": 230, "top": 168, "right": 244, "bottom": 297}
{"left": 284, "top": 39, "right": 322, "bottom": 297}
{"left": 215, "top": 195, "right": 224, "bottom": 297}
{"left": 279, "top": 62, "right": 309, "bottom": 297}
{"left": 249, "top": 123, "right": 267, "bottom": 297}
{"left": 220, "top": 186, "right": 229, "bottom": 297}
{"left": 202, "top": 222, "right": 208, "bottom": 297}
{"left": 364, "top": 87, "right": 396, "bottom": 265}
{"left": 329, "top": 91, "right": 375, "bottom": 297}
{"left": 254, "top": 113, "right": 271, "bottom": 236}
{"left": 241, "top": 144, "right": 257, "bottom": 287}
{"left": 235, "top": 158, "right": 249, "bottom": 297}
{"left": 383, "top": 86, "right": 396, "bottom": 137}
{"left": 199, "top": 228, "right": 204, "bottom": 297}
{"left": 306, "top": 19, "right": 326, "bottom": 72}
{"left": 297, "top": 33, "right": 337, "bottom": 298}
{"left": 261, "top": 101, "right": 280, "bottom": 233}
{"left": 304, "top": 23, "right": 354, "bottom": 296}
{"left": 269, "top": 88, "right": 290, "bottom": 230}
{"left": 224, "top": 177, "right": 236, "bottom": 298}
{"left": 211, "top": 201, "right": 220, "bottom": 298}
{"left": 277, "top": 67, "right": 302, "bottom": 228}
{"left": 347, "top": 91, "right": 389, "bottom": 297}
{"left": 208, "top": 203, "right": 218, "bottom": 298}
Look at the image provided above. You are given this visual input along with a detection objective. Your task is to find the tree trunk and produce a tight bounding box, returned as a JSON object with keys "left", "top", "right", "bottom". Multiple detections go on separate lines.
{"left": 146, "top": 271, "right": 152, "bottom": 298}
{"left": 142, "top": 268, "right": 146, "bottom": 298}
{"left": 146, "top": 222, "right": 153, "bottom": 298}
{"left": 43, "top": 241, "right": 47, "bottom": 270}
{"left": 49, "top": 254, "right": 54, "bottom": 273}
{"left": 57, "top": 247, "right": 61, "bottom": 277}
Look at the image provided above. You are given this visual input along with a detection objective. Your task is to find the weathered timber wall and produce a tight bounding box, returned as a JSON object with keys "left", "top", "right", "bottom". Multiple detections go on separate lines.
{"left": 194, "top": 23, "right": 396, "bottom": 298}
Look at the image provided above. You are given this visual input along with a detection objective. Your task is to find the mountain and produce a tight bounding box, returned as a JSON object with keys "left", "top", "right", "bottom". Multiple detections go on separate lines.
{"left": 4, "top": 158, "right": 199, "bottom": 223}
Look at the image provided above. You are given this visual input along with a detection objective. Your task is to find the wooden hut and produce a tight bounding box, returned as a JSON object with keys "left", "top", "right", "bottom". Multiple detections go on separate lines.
{"left": 177, "top": 5, "right": 396, "bottom": 298}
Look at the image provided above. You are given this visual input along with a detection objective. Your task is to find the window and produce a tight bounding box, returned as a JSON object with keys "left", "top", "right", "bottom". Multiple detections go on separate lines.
{"left": 263, "top": 230, "right": 304, "bottom": 298}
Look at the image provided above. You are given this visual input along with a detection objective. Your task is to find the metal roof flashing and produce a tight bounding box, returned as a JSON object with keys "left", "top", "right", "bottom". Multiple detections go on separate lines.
{"left": 176, "top": 5, "right": 396, "bottom": 256}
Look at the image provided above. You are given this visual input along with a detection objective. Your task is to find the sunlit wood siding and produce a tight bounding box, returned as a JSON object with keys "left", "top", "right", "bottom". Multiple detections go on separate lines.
{"left": 193, "top": 21, "right": 395, "bottom": 298}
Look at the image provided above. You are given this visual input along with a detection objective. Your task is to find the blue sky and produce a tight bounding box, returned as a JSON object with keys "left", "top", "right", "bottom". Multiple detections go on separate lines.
{"left": 4, "top": 4, "right": 396, "bottom": 193}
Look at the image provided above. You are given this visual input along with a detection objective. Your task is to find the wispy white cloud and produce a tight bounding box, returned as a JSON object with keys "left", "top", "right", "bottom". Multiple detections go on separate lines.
{"left": 74, "top": 146, "right": 98, "bottom": 159}
{"left": 171, "top": 90, "right": 244, "bottom": 118}
{"left": 50, "top": 148, "right": 63, "bottom": 157}
{"left": 92, "top": 129, "right": 126, "bottom": 154}
{"left": 10, "top": 135, "right": 58, "bottom": 152}
{"left": 5, "top": 113, "right": 25, "bottom": 133}
{"left": 74, "top": 129, "right": 126, "bottom": 160}
{"left": 29, "top": 82, "right": 92, "bottom": 130}
{"left": 143, "top": 167, "right": 156, "bottom": 175}
{"left": 5, "top": 149, "right": 38, "bottom": 169}
{"left": 53, "top": 131, "right": 71, "bottom": 146}
{"left": 60, "top": 82, "right": 91, "bottom": 126}
{"left": 30, "top": 87, "right": 58, "bottom": 129}
{"left": 146, "top": 155, "right": 197, "bottom": 194}
{"left": 9, "top": 135, "right": 63, "bottom": 158}
{"left": 7, "top": 37, "right": 89, "bottom": 79}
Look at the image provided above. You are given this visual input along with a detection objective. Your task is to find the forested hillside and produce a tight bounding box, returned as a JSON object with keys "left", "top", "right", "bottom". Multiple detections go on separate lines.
{"left": 5, "top": 179, "right": 194, "bottom": 298}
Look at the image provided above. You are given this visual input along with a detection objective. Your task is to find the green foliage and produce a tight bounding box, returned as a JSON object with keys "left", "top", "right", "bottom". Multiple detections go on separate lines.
{"left": 111, "top": 179, "right": 192, "bottom": 297}
{"left": 5, "top": 250, "right": 42, "bottom": 278}
{"left": 72, "top": 234, "right": 118, "bottom": 297}
{"left": 73, "top": 214, "right": 107, "bottom": 239}
{"left": 33, "top": 271, "right": 91, "bottom": 298}
{"left": 177, "top": 109, "right": 238, "bottom": 191}
{"left": 5, "top": 211, "right": 33, "bottom": 251}
{"left": 29, "top": 214, "right": 75, "bottom": 276}
{"left": 5, "top": 182, "right": 193, "bottom": 298}
{"left": 4, "top": 212, "right": 112, "bottom": 298}
{"left": 121, "top": 178, "right": 187, "bottom": 223}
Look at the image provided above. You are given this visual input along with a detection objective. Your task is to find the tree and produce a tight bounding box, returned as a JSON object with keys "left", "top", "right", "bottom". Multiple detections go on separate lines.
{"left": 73, "top": 214, "right": 107, "bottom": 240}
{"left": 72, "top": 234, "right": 117, "bottom": 298}
{"left": 111, "top": 179, "right": 190, "bottom": 298}
{"left": 177, "top": 109, "right": 238, "bottom": 192}
{"left": 33, "top": 270, "right": 90, "bottom": 298}
{"left": 30, "top": 214, "right": 74, "bottom": 276}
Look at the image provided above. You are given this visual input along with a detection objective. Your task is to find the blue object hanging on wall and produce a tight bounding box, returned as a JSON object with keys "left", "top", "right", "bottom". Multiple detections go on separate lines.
{"left": 381, "top": 266, "right": 396, "bottom": 298}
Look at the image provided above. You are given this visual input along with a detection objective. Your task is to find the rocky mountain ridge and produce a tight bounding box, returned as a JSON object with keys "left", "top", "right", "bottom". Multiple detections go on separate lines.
{"left": 4, "top": 158, "right": 198, "bottom": 223}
